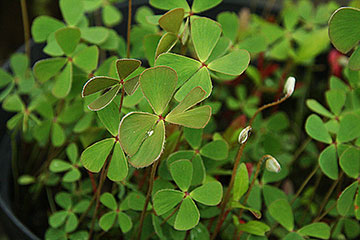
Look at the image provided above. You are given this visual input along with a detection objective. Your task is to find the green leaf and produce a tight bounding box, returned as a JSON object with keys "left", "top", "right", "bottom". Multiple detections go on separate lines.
{"left": 55, "top": 192, "right": 72, "bottom": 209}
{"left": 82, "top": 76, "right": 119, "bottom": 97}
{"left": 55, "top": 27, "right": 81, "bottom": 55}
{"left": 118, "top": 212, "right": 132, "bottom": 233}
{"left": 60, "top": 0, "right": 84, "bottom": 26}
{"left": 298, "top": 222, "right": 331, "bottom": 239}
{"left": 200, "top": 140, "right": 228, "bottom": 160}
{"left": 208, "top": 50, "right": 250, "bottom": 76}
{"left": 10, "top": 53, "right": 28, "bottom": 78}
{"left": 140, "top": 66, "right": 177, "bottom": 115}
{"left": 52, "top": 62, "right": 73, "bottom": 99}
{"left": 217, "top": 12, "right": 239, "bottom": 43}
{"left": 100, "top": 192, "right": 117, "bottom": 210}
{"left": 192, "top": 154, "right": 205, "bottom": 186}
{"left": 236, "top": 221, "right": 270, "bottom": 236}
{"left": 329, "top": 7, "right": 360, "bottom": 53}
{"left": 149, "top": 0, "right": 190, "bottom": 12}
{"left": 81, "top": 27, "right": 109, "bottom": 44}
{"left": 153, "top": 189, "right": 184, "bottom": 215}
{"left": 80, "top": 138, "right": 115, "bottom": 173}
{"left": 319, "top": 144, "right": 338, "bottom": 180}
{"left": 192, "top": 0, "right": 222, "bottom": 13}
{"left": 52, "top": 122, "right": 66, "bottom": 147}
{"left": 233, "top": 163, "right": 249, "bottom": 201}
{"left": 305, "top": 114, "right": 332, "bottom": 144}
{"left": 97, "top": 102, "right": 120, "bottom": 136}
{"left": 349, "top": 46, "right": 360, "bottom": 70}
{"left": 73, "top": 46, "right": 99, "bottom": 72}
{"left": 33, "top": 57, "right": 67, "bottom": 82}
{"left": 190, "top": 223, "right": 210, "bottom": 240}
{"left": 155, "top": 53, "right": 201, "bottom": 89}
{"left": 119, "top": 112, "right": 158, "bottom": 156}
{"left": 166, "top": 105, "right": 211, "bottom": 129}
{"left": 268, "top": 198, "right": 294, "bottom": 231}
{"left": 144, "top": 34, "right": 161, "bottom": 66}
{"left": 340, "top": 146, "right": 360, "bottom": 179}
{"left": 337, "top": 113, "right": 360, "bottom": 143}
{"left": 337, "top": 181, "right": 358, "bottom": 216}
{"left": 107, "top": 142, "right": 128, "bottom": 181}
{"left": 116, "top": 59, "right": 141, "bottom": 81}
{"left": 63, "top": 169, "right": 81, "bottom": 182}
{"left": 172, "top": 87, "right": 207, "bottom": 117}
{"left": 49, "top": 159, "right": 72, "bottom": 172}
{"left": 128, "top": 120, "right": 165, "bottom": 168}
{"left": 17, "top": 175, "right": 36, "bottom": 185}
{"left": 2, "top": 94, "right": 24, "bottom": 112}
{"left": 49, "top": 211, "right": 68, "bottom": 228}
{"left": 190, "top": 181, "right": 222, "bottom": 206}
{"left": 175, "top": 67, "right": 212, "bottom": 102}
{"left": 183, "top": 127, "right": 202, "bottom": 149}
{"left": 174, "top": 196, "right": 200, "bottom": 230}
{"left": 127, "top": 192, "right": 149, "bottom": 211}
{"left": 306, "top": 99, "right": 334, "bottom": 118}
{"left": 155, "top": 32, "right": 178, "bottom": 58}
{"left": 284, "top": 232, "right": 305, "bottom": 240}
{"left": 170, "top": 159, "right": 193, "bottom": 191}
{"left": 326, "top": 89, "right": 346, "bottom": 116}
{"left": 99, "top": 212, "right": 116, "bottom": 231}
{"left": 103, "top": 5, "right": 122, "bottom": 27}
{"left": 191, "top": 17, "right": 221, "bottom": 63}
{"left": 0, "top": 69, "right": 12, "bottom": 88}
{"left": 31, "top": 16, "right": 65, "bottom": 43}
{"left": 159, "top": 8, "right": 184, "bottom": 33}
{"left": 87, "top": 84, "right": 121, "bottom": 111}
{"left": 230, "top": 202, "right": 262, "bottom": 219}
{"left": 66, "top": 143, "right": 78, "bottom": 163}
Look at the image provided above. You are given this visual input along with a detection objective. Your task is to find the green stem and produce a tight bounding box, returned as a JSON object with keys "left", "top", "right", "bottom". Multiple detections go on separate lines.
{"left": 290, "top": 165, "right": 319, "bottom": 205}
{"left": 126, "top": 0, "right": 132, "bottom": 58}
{"left": 210, "top": 94, "right": 291, "bottom": 240}
{"left": 20, "top": 0, "right": 30, "bottom": 59}
{"left": 88, "top": 154, "right": 112, "bottom": 240}
{"left": 137, "top": 159, "right": 160, "bottom": 240}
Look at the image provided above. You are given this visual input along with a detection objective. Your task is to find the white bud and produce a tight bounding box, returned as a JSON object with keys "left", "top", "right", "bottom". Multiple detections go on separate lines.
{"left": 284, "top": 76, "right": 296, "bottom": 97}
{"left": 238, "top": 126, "right": 252, "bottom": 144}
{"left": 265, "top": 156, "right": 281, "bottom": 173}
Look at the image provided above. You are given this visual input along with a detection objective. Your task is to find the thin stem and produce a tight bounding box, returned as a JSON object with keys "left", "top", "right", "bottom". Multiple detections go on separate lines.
{"left": 290, "top": 165, "right": 319, "bottom": 205}
{"left": 211, "top": 93, "right": 291, "bottom": 240}
{"left": 119, "top": 86, "right": 125, "bottom": 113}
{"left": 88, "top": 154, "right": 113, "bottom": 240}
{"left": 137, "top": 159, "right": 160, "bottom": 240}
{"left": 314, "top": 201, "right": 337, "bottom": 222}
{"left": 316, "top": 171, "right": 344, "bottom": 219}
{"left": 20, "top": 0, "right": 30, "bottom": 59}
{"left": 126, "top": 0, "right": 132, "bottom": 58}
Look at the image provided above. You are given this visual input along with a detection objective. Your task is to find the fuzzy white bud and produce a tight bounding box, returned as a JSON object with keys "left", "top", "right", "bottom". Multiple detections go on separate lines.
{"left": 238, "top": 126, "right": 252, "bottom": 144}
{"left": 284, "top": 76, "right": 296, "bottom": 97}
{"left": 265, "top": 156, "right": 281, "bottom": 173}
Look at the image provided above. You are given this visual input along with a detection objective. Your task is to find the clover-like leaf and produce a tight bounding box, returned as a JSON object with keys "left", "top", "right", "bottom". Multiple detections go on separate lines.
{"left": 329, "top": 7, "right": 360, "bottom": 53}
{"left": 118, "top": 212, "right": 132, "bottom": 233}
{"left": 340, "top": 146, "right": 360, "bottom": 179}
{"left": 337, "top": 113, "right": 360, "bottom": 143}
{"left": 107, "top": 142, "right": 128, "bottom": 181}
{"left": 208, "top": 50, "right": 250, "bottom": 76}
{"left": 191, "top": 17, "right": 222, "bottom": 63}
{"left": 169, "top": 87, "right": 206, "bottom": 116}
{"left": 155, "top": 32, "right": 178, "bottom": 59}
{"left": 236, "top": 221, "right": 270, "bottom": 236}
{"left": 31, "top": 16, "right": 65, "bottom": 43}
{"left": 174, "top": 67, "right": 212, "bottom": 102}
{"left": 128, "top": 120, "right": 165, "bottom": 168}
{"left": 52, "top": 62, "right": 73, "bottom": 98}
{"left": 153, "top": 189, "right": 185, "bottom": 215}
{"left": 233, "top": 163, "right": 249, "bottom": 201}
{"left": 33, "top": 57, "right": 67, "bottom": 83}
{"left": 116, "top": 59, "right": 141, "bottom": 81}
{"left": 305, "top": 114, "right": 332, "bottom": 144}
{"left": 337, "top": 181, "right": 358, "bottom": 216}
{"left": 60, "top": 0, "right": 84, "bottom": 26}
{"left": 82, "top": 77, "right": 119, "bottom": 97}
{"left": 191, "top": 0, "right": 222, "bottom": 13}
{"left": 268, "top": 199, "right": 294, "bottom": 231}
{"left": 119, "top": 112, "right": 158, "bottom": 156}
{"left": 155, "top": 53, "right": 202, "bottom": 88}
{"left": 99, "top": 212, "right": 116, "bottom": 231}
{"left": 174, "top": 196, "right": 200, "bottom": 230}
{"left": 306, "top": 99, "right": 334, "bottom": 118}
{"left": 140, "top": 66, "right": 177, "bottom": 115}
{"left": 170, "top": 159, "right": 193, "bottom": 192}
{"left": 200, "top": 139, "right": 228, "bottom": 160}
{"left": 55, "top": 27, "right": 81, "bottom": 56}
{"left": 159, "top": 8, "right": 184, "bottom": 33}
{"left": 73, "top": 45, "right": 99, "bottom": 73}
{"left": 298, "top": 222, "right": 331, "bottom": 239}
{"left": 319, "top": 144, "right": 338, "bottom": 180}
{"left": 190, "top": 181, "right": 223, "bottom": 206}
{"left": 166, "top": 105, "right": 212, "bottom": 129}
{"left": 100, "top": 193, "right": 117, "bottom": 211}
{"left": 81, "top": 27, "right": 109, "bottom": 44}
{"left": 81, "top": 138, "right": 115, "bottom": 173}
{"left": 87, "top": 84, "right": 121, "bottom": 111}
{"left": 149, "top": 0, "right": 190, "bottom": 12}
{"left": 97, "top": 101, "right": 120, "bottom": 136}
